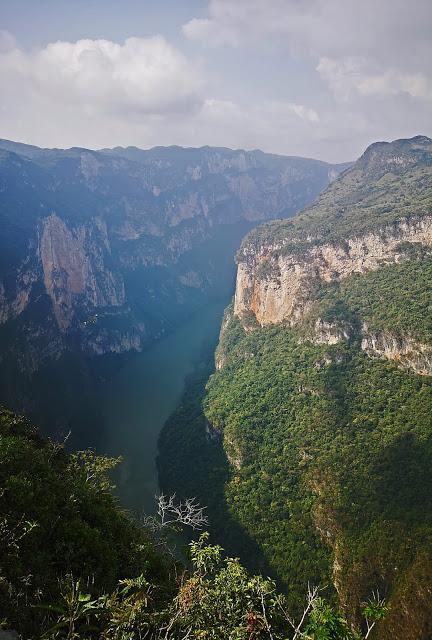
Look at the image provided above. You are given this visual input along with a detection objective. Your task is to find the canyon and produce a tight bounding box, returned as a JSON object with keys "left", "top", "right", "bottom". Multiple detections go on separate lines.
{"left": 0, "top": 139, "right": 347, "bottom": 430}
{"left": 2, "top": 134, "right": 432, "bottom": 638}
{"left": 234, "top": 214, "right": 432, "bottom": 327}
{"left": 161, "top": 135, "right": 432, "bottom": 640}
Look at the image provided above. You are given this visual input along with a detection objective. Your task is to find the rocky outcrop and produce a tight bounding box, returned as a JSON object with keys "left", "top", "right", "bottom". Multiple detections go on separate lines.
{"left": 0, "top": 270, "right": 38, "bottom": 325}
{"left": 234, "top": 215, "right": 432, "bottom": 326}
{"left": 215, "top": 307, "right": 235, "bottom": 370}
{"left": 82, "top": 327, "right": 142, "bottom": 356}
{"left": 232, "top": 213, "right": 432, "bottom": 378}
{"left": 0, "top": 140, "right": 346, "bottom": 379}
{"left": 205, "top": 420, "right": 222, "bottom": 443}
{"left": 361, "top": 328, "right": 432, "bottom": 376}
{"left": 224, "top": 432, "right": 243, "bottom": 470}
{"left": 201, "top": 136, "right": 432, "bottom": 640}
{"left": 40, "top": 214, "right": 125, "bottom": 330}
{"left": 307, "top": 318, "right": 352, "bottom": 345}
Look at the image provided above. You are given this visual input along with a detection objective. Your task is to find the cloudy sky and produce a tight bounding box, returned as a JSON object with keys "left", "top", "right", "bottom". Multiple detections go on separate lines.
{"left": 1, "top": 0, "right": 431, "bottom": 162}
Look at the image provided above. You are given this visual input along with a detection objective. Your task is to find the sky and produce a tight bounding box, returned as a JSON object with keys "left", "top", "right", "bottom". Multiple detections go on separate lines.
{"left": 0, "top": 0, "right": 431, "bottom": 162}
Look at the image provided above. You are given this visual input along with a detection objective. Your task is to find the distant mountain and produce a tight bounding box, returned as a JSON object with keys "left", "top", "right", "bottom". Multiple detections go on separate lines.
{"left": 160, "top": 136, "right": 432, "bottom": 638}
{"left": 0, "top": 139, "right": 348, "bottom": 431}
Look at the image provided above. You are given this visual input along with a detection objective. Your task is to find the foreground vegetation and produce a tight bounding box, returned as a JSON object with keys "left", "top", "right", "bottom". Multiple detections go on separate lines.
{"left": 1, "top": 406, "right": 390, "bottom": 639}
{"left": 3, "top": 136, "right": 432, "bottom": 638}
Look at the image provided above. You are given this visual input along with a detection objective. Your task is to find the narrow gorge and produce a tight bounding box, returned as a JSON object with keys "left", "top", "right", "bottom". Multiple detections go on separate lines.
{"left": 0, "top": 139, "right": 346, "bottom": 436}
{"left": 1, "top": 134, "right": 432, "bottom": 638}
{"left": 160, "top": 135, "right": 432, "bottom": 640}
{"left": 2, "top": 1, "right": 431, "bottom": 637}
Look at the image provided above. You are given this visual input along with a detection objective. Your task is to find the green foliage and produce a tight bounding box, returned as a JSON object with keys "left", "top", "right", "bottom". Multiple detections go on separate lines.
{"left": 158, "top": 336, "right": 276, "bottom": 580}
{"left": 0, "top": 408, "right": 168, "bottom": 637}
{"left": 196, "top": 307, "right": 432, "bottom": 629}
{"left": 315, "top": 257, "right": 432, "bottom": 345}
{"left": 40, "top": 533, "right": 381, "bottom": 640}
{"left": 158, "top": 136, "right": 432, "bottom": 638}
{"left": 40, "top": 575, "right": 105, "bottom": 639}
{"left": 304, "top": 599, "right": 354, "bottom": 640}
{"left": 0, "top": 409, "right": 386, "bottom": 639}
{"left": 242, "top": 136, "right": 432, "bottom": 254}
{"left": 361, "top": 593, "right": 389, "bottom": 626}
{"left": 42, "top": 573, "right": 156, "bottom": 640}
{"left": 69, "top": 450, "right": 123, "bottom": 492}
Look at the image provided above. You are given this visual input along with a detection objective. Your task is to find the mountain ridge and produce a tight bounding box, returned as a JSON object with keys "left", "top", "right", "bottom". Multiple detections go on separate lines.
{"left": 0, "top": 137, "right": 352, "bottom": 167}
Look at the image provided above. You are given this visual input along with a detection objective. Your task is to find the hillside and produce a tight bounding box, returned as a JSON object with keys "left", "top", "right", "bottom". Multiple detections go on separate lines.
{"left": 1, "top": 406, "right": 387, "bottom": 639}
{"left": 0, "top": 406, "right": 170, "bottom": 637}
{"left": 0, "top": 140, "right": 347, "bottom": 433}
{"left": 159, "top": 136, "right": 432, "bottom": 639}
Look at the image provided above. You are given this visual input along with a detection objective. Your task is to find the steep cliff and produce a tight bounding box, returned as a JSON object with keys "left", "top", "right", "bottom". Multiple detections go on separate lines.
{"left": 167, "top": 136, "right": 432, "bottom": 638}
{"left": 40, "top": 213, "right": 125, "bottom": 330}
{"left": 0, "top": 140, "right": 347, "bottom": 428}
{"left": 233, "top": 136, "right": 432, "bottom": 371}
{"left": 234, "top": 215, "right": 432, "bottom": 328}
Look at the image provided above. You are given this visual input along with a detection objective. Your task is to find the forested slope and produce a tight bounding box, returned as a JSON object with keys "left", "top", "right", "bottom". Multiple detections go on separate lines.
{"left": 159, "top": 136, "right": 432, "bottom": 639}
{"left": 1, "top": 407, "right": 385, "bottom": 639}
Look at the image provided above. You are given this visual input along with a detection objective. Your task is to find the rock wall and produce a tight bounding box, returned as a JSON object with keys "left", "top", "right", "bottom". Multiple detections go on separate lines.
{"left": 361, "top": 328, "right": 432, "bottom": 376}
{"left": 40, "top": 214, "right": 125, "bottom": 330}
{"left": 0, "top": 271, "right": 37, "bottom": 325}
{"left": 0, "top": 142, "right": 346, "bottom": 377}
{"left": 234, "top": 214, "right": 432, "bottom": 326}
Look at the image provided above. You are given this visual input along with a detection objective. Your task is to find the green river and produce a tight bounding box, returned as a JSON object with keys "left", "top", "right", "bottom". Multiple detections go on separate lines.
{"left": 89, "top": 298, "right": 227, "bottom": 516}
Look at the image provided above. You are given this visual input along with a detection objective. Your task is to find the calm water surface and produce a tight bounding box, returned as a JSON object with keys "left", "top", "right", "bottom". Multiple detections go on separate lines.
{"left": 91, "top": 299, "right": 227, "bottom": 515}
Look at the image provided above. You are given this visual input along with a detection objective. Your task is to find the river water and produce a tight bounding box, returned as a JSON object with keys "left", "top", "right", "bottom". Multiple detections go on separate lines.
{"left": 88, "top": 298, "right": 227, "bottom": 516}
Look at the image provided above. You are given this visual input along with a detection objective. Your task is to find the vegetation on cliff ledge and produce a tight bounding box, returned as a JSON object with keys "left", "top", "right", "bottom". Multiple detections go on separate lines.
{"left": 204, "top": 308, "right": 432, "bottom": 635}
{"left": 241, "top": 135, "right": 432, "bottom": 253}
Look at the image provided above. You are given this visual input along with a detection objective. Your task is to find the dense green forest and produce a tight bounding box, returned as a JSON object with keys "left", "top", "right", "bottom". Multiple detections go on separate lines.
{"left": 1, "top": 407, "right": 388, "bottom": 639}
{"left": 314, "top": 254, "right": 432, "bottom": 343}
{"left": 160, "top": 298, "right": 432, "bottom": 638}
{"left": 243, "top": 136, "right": 432, "bottom": 250}
{"left": 3, "top": 136, "right": 432, "bottom": 637}
{"left": 159, "top": 137, "right": 432, "bottom": 639}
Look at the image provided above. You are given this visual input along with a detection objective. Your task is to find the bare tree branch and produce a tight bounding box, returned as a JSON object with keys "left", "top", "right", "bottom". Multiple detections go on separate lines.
{"left": 143, "top": 494, "right": 208, "bottom": 532}
{"left": 157, "top": 494, "right": 208, "bottom": 530}
{"left": 364, "top": 590, "right": 387, "bottom": 639}
{"left": 279, "top": 583, "right": 320, "bottom": 640}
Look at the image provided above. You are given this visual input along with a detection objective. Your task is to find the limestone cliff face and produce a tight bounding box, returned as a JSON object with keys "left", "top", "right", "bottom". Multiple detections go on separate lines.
{"left": 235, "top": 215, "right": 432, "bottom": 327}
{"left": 205, "top": 137, "right": 432, "bottom": 640}
{"left": 307, "top": 318, "right": 352, "bottom": 346}
{"left": 0, "top": 269, "right": 38, "bottom": 325}
{"left": 0, "top": 140, "right": 346, "bottom": 382}
{"left": 233, "top": 214, "right": 432, "bottom": 375}
{"left": 361, "top": 328, "right": 432, "bottom": 376}
{"left": 40, "top": 214, "right": 125, "bottom": 330}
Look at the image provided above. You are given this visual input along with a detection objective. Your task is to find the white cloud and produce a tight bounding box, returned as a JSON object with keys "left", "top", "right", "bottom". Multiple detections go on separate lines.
{"left": 317, "top": 57, "right": 432, "bottom": 101}
{"left": 356, "top": 71, "right": 431, "bottom": 100}
{"left": 0, "top": 35, "right": 203, "bottom": 116}
{"left": 182, "top": 0, "right": 432, "bottom": 60}
{"left": 182, "top": 0, "right": 316, "bottom": 47}
{"left": 0, "top": 31, "right": 328, "bottom": 158}
{"left": 179, "top": 0, "right": 432, "bottom": 160}
{"left": 287, "top": 103, "right": 319, "bottom": 123}
{"left": 0, "top": 30, "right": 17, "bottom": 53}
{"left": 121, "top": 98, "right": 323, "bottom": 158}
{"left": 1, "top": 1, "right": 431, "bottom": 163}
{"left": 183, "top": 0, "right": 432, "bottom": 101}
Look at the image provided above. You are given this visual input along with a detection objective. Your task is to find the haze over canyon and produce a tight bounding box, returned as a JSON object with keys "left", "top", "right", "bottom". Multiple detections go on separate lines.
{"left": 1, "top": 1, "right": 432, "bottom": 638}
